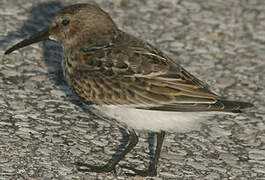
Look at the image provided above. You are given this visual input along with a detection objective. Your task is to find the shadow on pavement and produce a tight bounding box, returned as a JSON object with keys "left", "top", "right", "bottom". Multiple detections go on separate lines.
{"left": 1, "top": 1, "right": 157, "bottom": 173}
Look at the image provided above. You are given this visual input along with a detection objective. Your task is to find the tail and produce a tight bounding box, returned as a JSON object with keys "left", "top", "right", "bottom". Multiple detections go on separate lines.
{"left": 138, "top": 100, "right": 254, "bottom": 112}
{"left": 217, "top": 100, "right": 254, "bottom": 113}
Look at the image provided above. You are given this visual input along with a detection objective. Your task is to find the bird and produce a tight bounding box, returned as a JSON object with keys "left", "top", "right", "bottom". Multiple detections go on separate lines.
{"left": 4, "top": 3, "right": 254, "bottom": 177}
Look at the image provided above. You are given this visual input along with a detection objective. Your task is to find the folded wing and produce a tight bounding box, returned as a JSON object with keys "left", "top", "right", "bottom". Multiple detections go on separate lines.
{"left": 68, "top": 42, "right": 253, "bottom": 112}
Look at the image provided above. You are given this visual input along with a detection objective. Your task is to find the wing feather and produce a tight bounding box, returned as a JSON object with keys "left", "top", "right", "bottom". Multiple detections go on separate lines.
{"left": 66, "top": 41, "right": 252, "bottom": 112}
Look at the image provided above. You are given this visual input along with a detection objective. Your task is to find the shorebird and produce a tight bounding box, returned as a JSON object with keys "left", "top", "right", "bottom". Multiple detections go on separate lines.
{"left": 5, "top": 3, "right": 253, "bottom": 176}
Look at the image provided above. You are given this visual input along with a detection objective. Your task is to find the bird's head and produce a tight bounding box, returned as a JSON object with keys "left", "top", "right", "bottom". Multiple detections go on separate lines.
{"left": 5, "top": 3, "right": 118, "bottom": 54}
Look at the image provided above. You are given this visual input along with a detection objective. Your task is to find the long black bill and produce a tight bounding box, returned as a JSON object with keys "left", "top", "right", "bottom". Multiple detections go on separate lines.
{"left": 5, "top": 28, "right": 50, "bottom": 55}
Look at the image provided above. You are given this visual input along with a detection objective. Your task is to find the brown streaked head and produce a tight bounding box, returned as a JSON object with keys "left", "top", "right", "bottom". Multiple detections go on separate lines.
{"left": 49, "top": 3, "right": 118, "bottom": 46}
{"left": 5, "top": 3, "right": 118, "bottom": 54}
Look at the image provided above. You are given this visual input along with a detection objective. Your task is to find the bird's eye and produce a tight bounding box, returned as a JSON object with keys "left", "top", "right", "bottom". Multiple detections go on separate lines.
{"left": 61, "top": 19, "right": 70, "bottom": 26}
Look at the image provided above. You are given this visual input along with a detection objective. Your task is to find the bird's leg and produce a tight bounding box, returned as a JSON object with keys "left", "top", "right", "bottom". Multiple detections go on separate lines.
{"left": 122, "top": 131, "right": 166, "bottom": 177}
{"left": 76, "top": 128, "right": 138, "bottom": 173}
{"left": 148, "top": 131, "right": 165, "bottom": 176}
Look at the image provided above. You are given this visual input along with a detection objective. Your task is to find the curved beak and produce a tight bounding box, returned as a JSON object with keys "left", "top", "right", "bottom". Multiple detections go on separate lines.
{"left": 5, "top": 28, "right": 50, "bottom": 55}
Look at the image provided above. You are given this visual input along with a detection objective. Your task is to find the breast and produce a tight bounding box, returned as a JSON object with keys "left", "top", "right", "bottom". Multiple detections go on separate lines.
{"left": 61, "top": 50, "right": 82, "bottom": 88}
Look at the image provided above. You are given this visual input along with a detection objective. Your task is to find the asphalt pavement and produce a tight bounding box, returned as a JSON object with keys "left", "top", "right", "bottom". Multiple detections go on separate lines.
{"left": 0, "top": 0, "right": 264, "bottom": 179}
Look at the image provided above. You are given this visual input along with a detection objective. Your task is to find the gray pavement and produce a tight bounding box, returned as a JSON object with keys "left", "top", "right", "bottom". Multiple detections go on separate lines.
{"left": 0, "top": 0, "right": 264, "bottom": 179}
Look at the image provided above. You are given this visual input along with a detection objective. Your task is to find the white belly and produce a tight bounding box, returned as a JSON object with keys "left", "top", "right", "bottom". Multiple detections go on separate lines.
{"left": 90, "top": 105, "right": 226, "bottom": 133}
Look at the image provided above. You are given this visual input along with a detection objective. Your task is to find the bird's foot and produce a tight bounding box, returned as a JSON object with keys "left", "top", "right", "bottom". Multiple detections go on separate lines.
{"left": 75, "top": 162, "right": 117, "bottom": 174}
{"left": 120, "top": 165, "right": 157, "bottom": 177}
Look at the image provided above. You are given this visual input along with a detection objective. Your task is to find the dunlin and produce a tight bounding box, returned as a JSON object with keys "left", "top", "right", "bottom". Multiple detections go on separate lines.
{"left": 5, "top": 3, "right": 253, "bottom": 176}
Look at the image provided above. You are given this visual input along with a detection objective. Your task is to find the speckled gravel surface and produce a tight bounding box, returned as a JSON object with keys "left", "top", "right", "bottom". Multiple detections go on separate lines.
{"left": 0, "top": 0, "right": 264, "bottom": 179}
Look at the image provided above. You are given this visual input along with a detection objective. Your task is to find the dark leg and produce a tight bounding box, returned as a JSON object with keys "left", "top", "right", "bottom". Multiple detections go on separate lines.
{"left": 149, "top": 131, "right": 165, "bottom": 176}
{"left": 122, "top": 131, "right": 166, "bottom": 177}
{"left": 76, "top": 128, "right": 138, "bottom": 173}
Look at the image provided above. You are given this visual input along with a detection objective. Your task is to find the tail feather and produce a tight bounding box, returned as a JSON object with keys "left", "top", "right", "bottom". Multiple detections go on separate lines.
{"left": 218, "top": 100, "right": 254, "bottom": 113}
{"left": 137, "top": 100, "right": 254, "bottom": 112}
